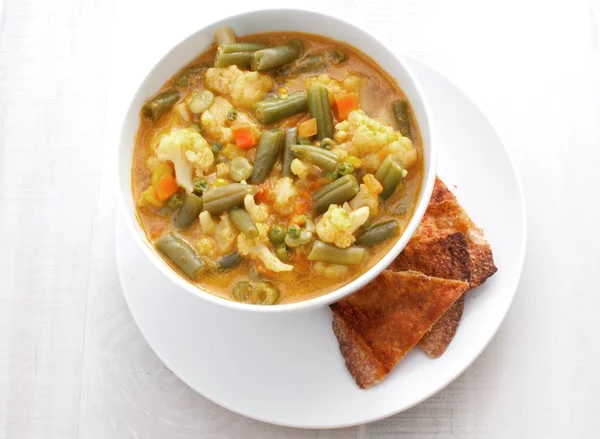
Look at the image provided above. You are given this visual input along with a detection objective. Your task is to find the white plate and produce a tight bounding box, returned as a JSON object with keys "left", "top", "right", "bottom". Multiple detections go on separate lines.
{"left": 116, "top": 57, "right": 526, "bottom": 429}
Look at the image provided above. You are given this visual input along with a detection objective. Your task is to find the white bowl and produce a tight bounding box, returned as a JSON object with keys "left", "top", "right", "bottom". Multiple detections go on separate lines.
{"left": 117, "top": 8, "right": 437, "bottom": 313}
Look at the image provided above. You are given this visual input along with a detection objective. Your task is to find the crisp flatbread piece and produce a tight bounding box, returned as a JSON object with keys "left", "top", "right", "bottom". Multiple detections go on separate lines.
{"left": 331, "top": 270, "right": 469, "bottom": 389}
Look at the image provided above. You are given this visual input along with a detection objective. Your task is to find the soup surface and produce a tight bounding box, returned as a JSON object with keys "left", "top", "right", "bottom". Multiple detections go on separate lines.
{"left": 133, "top": 30, "right": 423, "bottom": 305}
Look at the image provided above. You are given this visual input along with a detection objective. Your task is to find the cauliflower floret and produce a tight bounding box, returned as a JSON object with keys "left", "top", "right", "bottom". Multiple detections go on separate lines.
{"left": 304, "top": 73, "right": 362, "bottom": 102}
{"left": 237, "top": 224, "right": 293, "bottom": 272}
{"left": 312, "top": 261, "right": 349, "bottom": 278}
{"left": 316, "top": 205, "right": 370, "bottom": 248}
{"left": 215, "top": 213, "right": 238, "bottom": 254}
{"left": 290, "top": 158, "right": 311, "bottom": 181}
{"left": 271, "top": 177, "right": 299, "bottom": 215}
{"left": 333, "top": 110, "right": 417, "bottom": 172}
{"left": 200, "top": 96, "right": 235, "bottom": 143}
{"left": 195, "top": 237, "right": 217, "bottom": 258}
{"left": 205, "top": 65, "right": 273, "bottom": 109}
{"left": 244, "top": 194, "right": 270, "bottom": 223}
{"left": 199, "top": 211, "right": 217, "bottom": 235}
{"left": 350, "top": 180, "right": 381, "bottom": 218}
{"left": 216, "top": 163, "right": 230, "bottom": 178}
{"left": 156, "top": 128, "right": 214, "bottom": 192}
{"left": 230, "top": 72, "right": 273, "bottom": 109}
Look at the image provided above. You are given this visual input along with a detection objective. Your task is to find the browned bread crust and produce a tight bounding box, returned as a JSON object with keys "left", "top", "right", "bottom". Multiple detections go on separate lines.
{"left": 331, "top": 271, "right": 469, "bottom": 389}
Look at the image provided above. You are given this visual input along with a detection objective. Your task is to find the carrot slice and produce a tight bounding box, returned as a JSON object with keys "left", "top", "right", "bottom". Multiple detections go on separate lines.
{"left": 298, "top": 118, "right": 318, "bottom": 138}
{"left": 233, "top": 124, "right": 257, "bottom": 149}
{"left": 335, "top": 93, "right": 358, "bottom": 120}
{"left": 154, "top": 174, "right": 179, "bottom": 201}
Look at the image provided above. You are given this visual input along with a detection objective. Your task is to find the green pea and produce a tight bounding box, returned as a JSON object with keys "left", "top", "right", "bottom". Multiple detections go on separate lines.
{"left": 324, "top": 171, "right": 339, "bottom": 181}
{"left": 212, "top": 141, "right": 223, "bottom": 153}
{"left": 275, "top": 243, "right": 290, "bottom": 261}
{"left": 227, "top": 109, "right": 238, "bottom": 121}
{"left": 193, "top": 179, "right": 209, "bottom": 194}
{"left": 251, "top": 281, "right": 280, "bottom": 305}
{"left": 287, "top": 224, "right": 301, "bottom": 238}
{"left": 232, "top": 281, "right": 252, "bottom": 303}
{"left": 188, "top": 123, "right": 201, "bottom": 133}
{"left": 338, "top": 162, "right": 354, "bottom": 176}
{"left": 320, "top": 138, "right": 334, "bottom": 150}
{"left": 215, "top": 153, "right": 229, "bottom": 164}
{"left": 268, "top": 225, "right": 286, "bottom": 245}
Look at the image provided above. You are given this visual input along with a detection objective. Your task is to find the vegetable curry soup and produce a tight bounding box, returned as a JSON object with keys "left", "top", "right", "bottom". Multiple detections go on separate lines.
{"left": 132, "top": 29, "right": 423, "bottom": 305}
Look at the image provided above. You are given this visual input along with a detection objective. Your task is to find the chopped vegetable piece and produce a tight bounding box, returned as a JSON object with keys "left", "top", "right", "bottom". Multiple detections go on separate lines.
{"left": 253, "top": 91, "right": 308, "bottom": 124}
{"left": 298, "top": 118, "right": 318, "bottom": 138}
{"left": 213, "top": 179, "right": 229, "bottom": 187}
{"left": 174, "top": 192, "right": 203, "bottom": 229}
{"left": 312, "top": 174, "right": 359, "bottom": 215}
{"left": 218, "top": 251, "right": 242, "bottom": 269}
{"left": 298, "top": 137, "right": 312, "bottom": 145}
{"left": 229, "top": 207, "right": 259, "bottom": 238}
{"left": 275, "top": 243, "right": 290, "bottom": 261}
{"left": 175, "top": 69, "right": 189, "bottom": 87}
{"left": 375, "top": 154, "right": 405, "bottom": 199}
{"left": 335, "top": 93, "right": 358, "bottom": 120}
{"left": 214, "top": 43, "right": 270, "bottom": 68}
{"left": 194, "top": 179, "right": 209, "bottom": 194}
{"left": 319, "top": 138, "right": 334, "bottom": 150}
{"left": 166, "top": 192, "right": 184, "bottom": 211}
{"left": 307, "top": 241, "right": 364, "bottom": 265}
{"left": 290, "top": 144, "right": 338, "bottom": 172}
{"left": 232, "top": 125, "right": 257, "bottom": 149}
{"left": 251, "top": 281, "right": 280, "bottom": 305}
{"left": 154, "top": 175, "right": 179, "bottom": 202}
{"left": 139, "top": 186, "right": 163, "bottom": 208}
{"left": 151, "top": 163, "right": 174, "bottom": 186}
{"left": 188, "top": 90, "right": 215, "bottom": 114}
{"left": 222, "top": 143, "right": 245, "bottom": 160}
{"left": 214, "top": 27, "right": 236, "bottom": 45}
{"left": 189, "top": 123, "right": 202, "bottom": 133}
{"left": 220, "top": 42, "right": 270, "bottom": 53}
{"left": 232, "top": 280, "right": 252, "bottom": 302}
{"left": 391, "top": 100, "right": 412, "bottom": 139}
{"left": 251, "top": 41, "right": 303, "bottom": 71}
{"left": 346, "top": 156, "right": 362, "bottom": 169}
{"left": 285, "top": 230, "right": 313, "bottom": 247}
{"left": 156, "top": 233, "right": 204, "bottom": 278}
{"left": 337, "top": 161, "right": 354, "bottom": 176}
{"left": 328, "top": 48, "right": 347, "bottom": 65}
{"left": 249, "top": 129, "right": 284, "bottom": 184}
{"left": 291, "top": 53, "right": 325, "bottom": 74}
{"left": 282, "top": 128, "right": 298, "bottom": 178}
{"left": 307, "top": 85, "right": 334, "bottom": 140}
{"left": 203, "top": 183, "right": 255, "bottom": 215}
{"left": 355, "top": 220, "right": 399, "bottom": 246}
{"left": 229, "top": 157, "right": 253, "bottom": 182}
{"left": 268, "top": 225, "right": 286, "bottom": 245}
{"left": 142, "top": 90, "right": 180, "bottom": 123}
{"left": 211, "top": 141, "right": 223, "bottom": 153}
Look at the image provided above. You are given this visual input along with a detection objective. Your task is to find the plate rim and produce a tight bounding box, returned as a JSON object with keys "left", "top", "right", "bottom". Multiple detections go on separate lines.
{"left": 115, "top": 55, "right": 527, "bottom": 429}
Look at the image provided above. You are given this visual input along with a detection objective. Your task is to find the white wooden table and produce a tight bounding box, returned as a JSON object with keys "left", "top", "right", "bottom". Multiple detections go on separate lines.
{"left": 1, "top": 0, "right": 599, "bottom": 437}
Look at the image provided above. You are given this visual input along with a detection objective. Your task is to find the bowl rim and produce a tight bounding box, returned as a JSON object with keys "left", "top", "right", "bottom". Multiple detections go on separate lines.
{"left": 116, "top": 7, "right": 437, "bottom": 313}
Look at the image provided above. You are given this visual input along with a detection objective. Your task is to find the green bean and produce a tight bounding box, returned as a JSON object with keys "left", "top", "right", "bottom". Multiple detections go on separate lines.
{"left": 312, "top": 174, "right": 359, "bottom": 215}
{"left": 156, "top": 233, "right": 204, "bottom": 279}
{"left": 355, "top": 220, "right": 399, "bottom": 246}
{"left": 202, "top": 183, "right": 255, "bottom": 215}
{"left": 251, "top": 41, "right": 303, "bottom": 71}
{"left": 229, "top": 157, "right": 253, "bottom": 182}
{"left": 282, "top": 128, "right": 298, "bottom": 178}
{"left": 275, "top": 243, "right": 291, "bottom": 261}
{"left": 214, "top": 27, "right": 236, "bottom": 45}
{"left": 229, "top": 207, "right": 258, "bottom": 238}
{"left": 391, "top": 100, "right": 412, "bottom": 139}
{"left": 308, "top": 241, "right": 365, "bottom": 265}
{"left": 232, "top": 281, "right": 252, "bottom": 303}
{"left": 293, "top": 53, "right": 325, "bottom": 74}
{"left": 307, "top": 85, "right": 334, "bottom": 140}
{"left": 251, "top": 281, "right": 280, "bottom": 305}
{"left": 285, "top": 230, "right": 313, "bottom": 247}
{"left": 218, "top": 251, "right": 242, "bottom": 270}
{"left": 268, "top": 225, "right": 286, "bottom": 245}
{"left": 375, "top": 155, "right": 405, "bottom": 200}
{"left": 290, "top": 144, "right": 338, "bottom": 172}
{"left": 252, "top": 91, "right": 308, "bottom": 124}
{"left": 249, "top": 129, "right": 284, "bottom": 184}
{"left": 174, "top": 192, "right": 203, "bottom": 229}
{"left": 175, "top": 69, "right": 189, "bottom": 87}
{"left": 142, "top": 90, "right": 180, "bottom": 122}
{"left": 220, "top": 42, "right": 270, "bottom": 53}
{"left": 298, "top": 137, "right": 312, "bottom": 145}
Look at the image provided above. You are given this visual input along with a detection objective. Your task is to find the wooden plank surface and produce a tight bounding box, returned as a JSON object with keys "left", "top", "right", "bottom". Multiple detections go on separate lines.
{"left": 0, "top": 0, "right": 599, "bottom": 438}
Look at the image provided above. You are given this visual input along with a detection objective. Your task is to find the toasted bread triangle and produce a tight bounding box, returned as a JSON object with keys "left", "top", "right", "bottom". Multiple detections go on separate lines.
{"left": 331, "top": 271, "right": 469, "bottom": 389}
